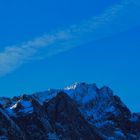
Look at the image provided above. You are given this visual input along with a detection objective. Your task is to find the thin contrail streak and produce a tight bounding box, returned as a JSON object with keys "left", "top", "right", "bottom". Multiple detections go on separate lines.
{"left": 0, "top": 0, "right": 140, "bottom": 77}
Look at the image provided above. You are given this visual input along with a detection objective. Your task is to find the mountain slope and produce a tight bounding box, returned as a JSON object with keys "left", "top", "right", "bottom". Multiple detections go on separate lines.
{"left": 0, "top": 82, "right": 140, "bottom": 140}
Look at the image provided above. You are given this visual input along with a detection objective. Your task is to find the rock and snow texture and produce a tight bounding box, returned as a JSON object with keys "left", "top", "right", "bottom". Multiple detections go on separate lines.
{"left": 0, "top": 82, "right": 140, "bottom": 140}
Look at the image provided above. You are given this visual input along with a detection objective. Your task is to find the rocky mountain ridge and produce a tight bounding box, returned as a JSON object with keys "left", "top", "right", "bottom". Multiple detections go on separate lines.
{"left": 0, "top": 82, "right": 140, "bottom": 140}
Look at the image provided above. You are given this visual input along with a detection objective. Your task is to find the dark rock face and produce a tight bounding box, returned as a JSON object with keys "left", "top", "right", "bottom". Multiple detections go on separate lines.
{"left": 0, "top": 108, "right": 27, "bottom": 140}
{"left": 44, "top": 92, "right": 102, "bottom": 140}
{"left": 0, "top": 83, "right": 140, "bottom": 140}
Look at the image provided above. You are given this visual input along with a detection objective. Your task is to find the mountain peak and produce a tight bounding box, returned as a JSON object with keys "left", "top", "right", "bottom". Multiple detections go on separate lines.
{"left": 0, "top": 82, "right": 140, "bottom": 140}
{"left": 65, "top": 82, "right": 97, "bottom": 90}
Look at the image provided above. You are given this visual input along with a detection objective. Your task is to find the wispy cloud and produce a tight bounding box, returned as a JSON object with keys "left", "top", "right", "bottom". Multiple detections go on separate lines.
{"left": 0, "top": 0, "right": 140, "bottom": 77}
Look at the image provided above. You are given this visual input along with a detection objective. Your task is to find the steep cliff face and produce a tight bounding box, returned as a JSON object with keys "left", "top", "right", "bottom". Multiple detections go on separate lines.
{"left": 0, "top": 83, "right": 140, "bottom": 140}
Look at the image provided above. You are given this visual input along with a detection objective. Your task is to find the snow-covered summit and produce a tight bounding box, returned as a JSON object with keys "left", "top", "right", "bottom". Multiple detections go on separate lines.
{"left": 33, "top": 82, "right": 108, "bottom": 105}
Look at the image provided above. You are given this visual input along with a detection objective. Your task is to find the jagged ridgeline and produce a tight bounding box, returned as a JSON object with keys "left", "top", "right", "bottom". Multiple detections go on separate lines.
{"left": 0, "top": 83, "right": 140, "bottom": 140}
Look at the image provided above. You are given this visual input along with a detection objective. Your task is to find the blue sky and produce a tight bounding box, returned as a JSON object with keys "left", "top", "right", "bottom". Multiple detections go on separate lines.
{"left": 0, "top": 0, "right": 140, "bottom": 112}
